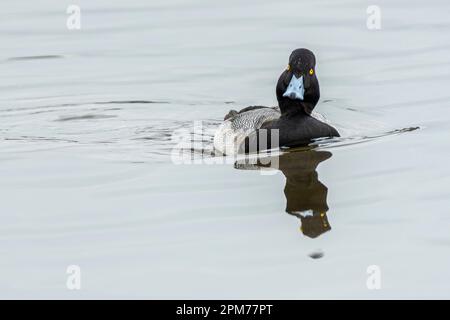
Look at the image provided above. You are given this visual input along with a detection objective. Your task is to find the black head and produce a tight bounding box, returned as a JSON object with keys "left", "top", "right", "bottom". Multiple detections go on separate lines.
{"left": 276, "top": 48, "right": 320, "bottom": 115}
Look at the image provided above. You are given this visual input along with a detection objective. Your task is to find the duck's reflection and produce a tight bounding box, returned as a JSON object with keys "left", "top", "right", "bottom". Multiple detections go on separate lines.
{"left": 235, "top": 150, "right": 332, "bottom": 238}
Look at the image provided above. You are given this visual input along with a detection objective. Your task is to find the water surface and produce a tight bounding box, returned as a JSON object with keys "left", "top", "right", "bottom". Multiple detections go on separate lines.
{"left": 1, "top": 0, "right": 450, "bottom": 298}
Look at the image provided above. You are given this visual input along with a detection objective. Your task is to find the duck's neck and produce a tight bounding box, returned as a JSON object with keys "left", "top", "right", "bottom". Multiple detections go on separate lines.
{"left": 279, "top": 99, "right": 316, "bottom": 117}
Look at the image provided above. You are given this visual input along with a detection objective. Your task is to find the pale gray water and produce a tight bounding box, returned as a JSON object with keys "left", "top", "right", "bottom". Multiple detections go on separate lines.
{"left": 1, "top": 0, "right": 450, "bottom": 298}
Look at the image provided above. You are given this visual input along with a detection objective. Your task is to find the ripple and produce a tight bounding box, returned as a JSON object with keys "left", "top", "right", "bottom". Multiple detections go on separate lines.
{"left": 7, "top": 55, "right": 64, "bottom": 61}
{"left": 5, "top": 136, "right": 78, "bottom": 143}
{"left": 312, "top": 126, "right": 421, "bottom": 150}
{"left": 56, "top": 114, "right": 117, "bottom": 122}
{"left": 0, "top": 93, "right": 422, "bottom": 164}
{"left": 308, "top": 250, "right": 324, "bottom": 259}
{"left": 93, "top": 100, "right": 170, "bottom": 105}
{"left": 0, "top": 100, "right": 170, "bottom": 115}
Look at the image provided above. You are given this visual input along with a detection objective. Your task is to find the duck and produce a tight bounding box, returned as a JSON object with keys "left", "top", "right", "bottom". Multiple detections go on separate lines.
{"left": 213, "top": 48, "right": 340, "bottom": 155}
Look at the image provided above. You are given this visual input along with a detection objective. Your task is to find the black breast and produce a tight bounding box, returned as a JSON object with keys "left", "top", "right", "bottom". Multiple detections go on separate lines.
{"left": 239, "top": 114, "right": 339, "bottom": 153}
{"left": 267, "top": 115, "right": 340, "bottom": 147}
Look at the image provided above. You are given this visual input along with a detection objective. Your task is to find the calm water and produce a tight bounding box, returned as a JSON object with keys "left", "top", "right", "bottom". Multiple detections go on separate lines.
{"left": 1, "top": 0, "right": 450, "bottom": 298}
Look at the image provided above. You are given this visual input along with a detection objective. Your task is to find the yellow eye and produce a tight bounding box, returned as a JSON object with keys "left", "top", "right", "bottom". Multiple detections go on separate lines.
{"left": 309, "top": 68, "right": 314, "bottom": 75}
{"left": 286, "top": 64, "right": 291, "bottom": 71}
